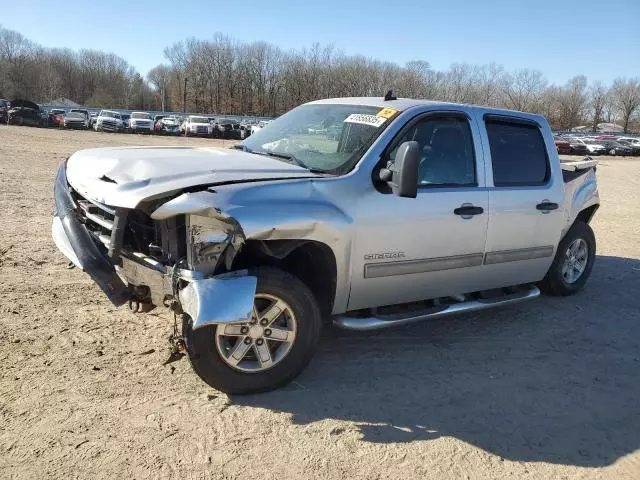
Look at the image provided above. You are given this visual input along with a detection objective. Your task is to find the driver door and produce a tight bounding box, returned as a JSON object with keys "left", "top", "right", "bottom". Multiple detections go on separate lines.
{"left": 348, "top": 112, "right": 490, "bottom": 310}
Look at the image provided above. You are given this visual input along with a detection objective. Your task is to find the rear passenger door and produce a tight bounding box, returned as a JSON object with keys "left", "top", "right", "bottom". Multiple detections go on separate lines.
{"left": 478, "top": 113, "right": 565, "bottom": 287}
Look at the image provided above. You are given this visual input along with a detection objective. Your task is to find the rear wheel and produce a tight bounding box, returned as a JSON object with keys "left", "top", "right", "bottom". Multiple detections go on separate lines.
{"left": 538, "top": 221, "right": 595, "bottom": 296}
{"left": 185, "top": 267, "right": 322, "bottom": 394}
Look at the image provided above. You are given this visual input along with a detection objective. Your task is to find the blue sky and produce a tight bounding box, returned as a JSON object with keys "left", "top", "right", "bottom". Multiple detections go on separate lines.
{"left": 3, "top": 0, "right": 638, "bottom": 84}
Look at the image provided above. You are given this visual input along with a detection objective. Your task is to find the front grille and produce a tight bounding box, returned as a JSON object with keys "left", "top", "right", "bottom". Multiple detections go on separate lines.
{"left": 102, "top": 120, "right": 117, "bottom": 129}
{"left": 72, "top": 188, "right": 186, "bottom": 265}
{"left": 76, "top": 196, "right": 116, "bottom": 248}
{"left": 196, "top": 126, "right": 208, "bottom": 134}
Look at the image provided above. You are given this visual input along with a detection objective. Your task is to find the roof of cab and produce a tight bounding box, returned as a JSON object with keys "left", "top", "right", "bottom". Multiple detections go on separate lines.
{"left": 307, "top": 96, "right": 546, "bottom": 124}
{"left": 308, "top": 97, "right": 449, "bottom": 111}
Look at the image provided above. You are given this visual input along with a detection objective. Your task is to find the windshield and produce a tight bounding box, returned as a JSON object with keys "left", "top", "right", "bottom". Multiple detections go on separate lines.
{"left": 131, "top": 112, "right": 150, "bottom": 120}
{"left": 102, "top": 111, "right": 118, "bottom": 118}
{"left": 242, "top": 104, "right": 392, "bottom": 173}
{"left": 190, "top": 116, "right": 209, "bottom": 123}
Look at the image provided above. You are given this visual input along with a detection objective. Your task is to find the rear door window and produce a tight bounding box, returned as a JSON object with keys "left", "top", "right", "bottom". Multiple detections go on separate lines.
{"left": 485, "top": 120, "right": 549, "bottom": 186}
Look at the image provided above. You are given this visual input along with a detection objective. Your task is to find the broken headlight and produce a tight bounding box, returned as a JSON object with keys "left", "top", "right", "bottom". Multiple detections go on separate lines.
{"left": 186, "top": 213, "right": 243, "bottom": 274}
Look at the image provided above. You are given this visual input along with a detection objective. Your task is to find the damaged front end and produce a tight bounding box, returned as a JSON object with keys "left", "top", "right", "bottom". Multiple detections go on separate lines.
{"left": 52, "top": 161, "right": 256, "bottom": 330}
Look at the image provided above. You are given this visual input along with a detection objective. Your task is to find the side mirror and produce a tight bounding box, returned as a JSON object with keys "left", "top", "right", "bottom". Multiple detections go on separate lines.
{"left": 379, "top": 141, "right": 419, "bottom": 198}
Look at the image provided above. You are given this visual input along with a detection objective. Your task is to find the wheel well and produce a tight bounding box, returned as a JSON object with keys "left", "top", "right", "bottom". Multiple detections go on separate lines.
{"left": 576, "top": 204, "right": 599, "bottom": 225}
{"left": 231, "top": 240, "right": 337, "bottom": 321}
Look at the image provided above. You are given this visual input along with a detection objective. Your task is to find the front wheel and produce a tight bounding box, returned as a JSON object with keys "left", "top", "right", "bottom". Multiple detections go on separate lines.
{"left": 538, "top": 221, "right": 595, "bottom": 296}
{"left": 185, "top": 267, "right": 322, "bottom": 394}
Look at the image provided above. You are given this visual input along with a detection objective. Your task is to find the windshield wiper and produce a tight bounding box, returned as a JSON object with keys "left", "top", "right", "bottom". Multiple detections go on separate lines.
{"left": 252, "top": 149, "right": 328, "bottom": 173}
{"left": 259, "top": 150, "right": 308, "bottom": 168}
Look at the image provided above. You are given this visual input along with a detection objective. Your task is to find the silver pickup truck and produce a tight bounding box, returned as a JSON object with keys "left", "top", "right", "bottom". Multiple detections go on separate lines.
{"left": 52, "top": 96, "right": 599, "bottom": 393}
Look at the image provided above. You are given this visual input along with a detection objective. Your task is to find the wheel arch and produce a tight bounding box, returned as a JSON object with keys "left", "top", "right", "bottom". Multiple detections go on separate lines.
{"left": 231, "top": 239, "right": 338, "bottom": 322}
{"left": 575, "top": 204, "right": 599, "bottom": 225}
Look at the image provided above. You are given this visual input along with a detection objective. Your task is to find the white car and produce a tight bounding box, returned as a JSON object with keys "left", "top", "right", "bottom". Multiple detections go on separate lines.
{"left": 181, "top": 115, "right": 213, "bottom": 137}
{"left": 572, "top": 137, "right": 606, "bottom": 155}
{"left": 617, "top": 137, "right": 640, "bottom": 147}
{"left": 128, "top": 111, "right": 154, "bottom": 133}
{"left": 94, "top": 110, "right": 123, "bottom": 132}
{"left": 250, "top": 120, "right": 271, "bottom": 135}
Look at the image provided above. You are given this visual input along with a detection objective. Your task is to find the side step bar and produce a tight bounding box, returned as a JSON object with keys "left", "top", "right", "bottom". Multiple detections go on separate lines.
{"left": 333, "top": 286, "right": 540, "bottom": 331}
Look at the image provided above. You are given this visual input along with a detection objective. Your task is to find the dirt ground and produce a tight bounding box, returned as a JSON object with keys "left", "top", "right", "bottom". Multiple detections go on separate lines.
{"left": 1, "top": 125, "right": 639, "bottom": 480}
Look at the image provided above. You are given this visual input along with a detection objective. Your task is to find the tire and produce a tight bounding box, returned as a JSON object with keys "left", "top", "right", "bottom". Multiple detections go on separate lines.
{"left": 185, "top": 267, "right": 322, "bottom": 394}
{"left": 538, "top": 221, "right": 595, "bottom": 296}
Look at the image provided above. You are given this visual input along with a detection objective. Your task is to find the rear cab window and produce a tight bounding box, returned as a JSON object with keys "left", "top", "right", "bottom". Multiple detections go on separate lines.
{"left": 484, "top": 118, "right": 550, "bottom": 186}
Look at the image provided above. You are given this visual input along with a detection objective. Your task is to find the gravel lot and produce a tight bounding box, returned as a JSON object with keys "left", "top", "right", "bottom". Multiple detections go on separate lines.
{"left": 1, "top": 125, "right": 639, "bottom": 479}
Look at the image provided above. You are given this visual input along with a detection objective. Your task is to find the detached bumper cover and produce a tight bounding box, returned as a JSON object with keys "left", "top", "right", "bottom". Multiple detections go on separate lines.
{"left": 179, "top": 274, "right": 257, "bottom": 330}
{"left": 53, "top": 162, "right": 130, "bottom": 306}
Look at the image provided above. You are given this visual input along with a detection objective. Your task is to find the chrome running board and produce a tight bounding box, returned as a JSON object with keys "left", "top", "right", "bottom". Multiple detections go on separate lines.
{"left": 333, "top": 286, "right": 540, "bottom": 331}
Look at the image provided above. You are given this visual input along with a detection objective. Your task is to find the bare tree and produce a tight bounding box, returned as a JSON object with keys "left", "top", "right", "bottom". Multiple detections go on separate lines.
{"left": 610, "top": 78, "right": 640, "bottom": 133}
{"left": 502, "top": 69, "right": 547, "bottom": 112}
{"left": 148, "top": 64, "right": 171, "bottom": 111}
{"left": 589, "top": 81, "right": 609, "bottom": 132}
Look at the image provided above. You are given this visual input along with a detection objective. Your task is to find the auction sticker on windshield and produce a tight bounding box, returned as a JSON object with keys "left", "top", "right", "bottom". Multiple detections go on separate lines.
{"left": 344, "top": 113, "right": 387, "bottom": 128}
{"left": 377, "top": 107, "right": 399, "bottom": 119}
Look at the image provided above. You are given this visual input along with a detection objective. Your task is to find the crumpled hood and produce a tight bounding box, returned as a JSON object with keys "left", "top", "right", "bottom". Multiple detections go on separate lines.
{"left": 65, "top": 146, "right": 322, "bottom": 208}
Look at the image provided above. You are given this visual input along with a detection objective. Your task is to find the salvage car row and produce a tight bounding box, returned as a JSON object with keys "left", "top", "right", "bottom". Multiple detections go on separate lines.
{"left": 554, "top": 133, "right": 640, "bottom": 156}
{"left": 0, "top": 99, "right": 261, "bottom": 140}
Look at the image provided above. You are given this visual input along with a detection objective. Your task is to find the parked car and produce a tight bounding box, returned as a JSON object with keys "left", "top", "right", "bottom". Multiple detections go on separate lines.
{"left": 120, "top": 113, "right": 131, "bottom": 133}
{"left": 554, "top": 136, "right": 572, "bottom": 154}
{"left": 250, "top": 120, "right": 270, "bottom": 135}
{"left": 7, "top": 99, "right": 43, "bottom": 127}
{"left": 69, "top": 108, "right": 90, "bottom": 118}
{"left": 128, "top": 111, "right": 154, "bottom": 134}
{"left": 565, "top": 138, "right": 589, "bottom": 156}
{"left": 63, "top": 111, "right": 89, "bottom": 129}
{"left": 239, "top": 124, "right": 252, "bottom": 139}
{"left": 46, "top": 108, "right": 66, "bottom": 127}
{"left": 51, "top": 111, "right": 67, "bottom": 128}
{"left": 181, "top": 115, "right": 213, "bottom": 137}
{"left": 154, "top": 115, "right": 181, "bottom": 136}
{"left": 94, "top": 110, "right": 124, "bottom": 132}
{"left": 0, "top": 98, "right": 10, "bottom": 123}
{"left": 601, "top": 140, "right": 634, "bottom": 156}
{"left": 88, "top": 111, "right": 99, "bottom": 129}
{"left": 52, "top": 96, "right": 600, "bottom": 394}
{"left": 571, "top": 137, "right": 606, "bottom": 155}
{"left": 617, "top": 138, "right": 640, "bottom": 155}
{"left": 216, "top": 121, "right": 234, "bottom": 138}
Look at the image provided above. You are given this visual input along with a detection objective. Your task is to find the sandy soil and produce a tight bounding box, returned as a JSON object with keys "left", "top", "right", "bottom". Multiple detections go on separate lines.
{"left": 1, "top": 125, "right": 639, "bottom": 480}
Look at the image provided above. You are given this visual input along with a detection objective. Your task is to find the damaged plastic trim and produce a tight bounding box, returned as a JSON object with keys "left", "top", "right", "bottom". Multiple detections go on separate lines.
{"left": 178, "top": 271, "right": 258, "bottom": 330}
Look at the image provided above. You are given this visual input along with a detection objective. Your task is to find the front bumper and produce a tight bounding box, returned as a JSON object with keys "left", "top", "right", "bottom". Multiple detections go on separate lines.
{"left": 131, "top": 125, "right": 153, "bottom": 132}
{"left": 53, "top": 162, "right": 131, "bottom": 306}
{"left": 52, "top": 162, "right": 257, "bottom": 327}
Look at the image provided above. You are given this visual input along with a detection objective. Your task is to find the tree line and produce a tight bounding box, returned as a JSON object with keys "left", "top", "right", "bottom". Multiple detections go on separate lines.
{"left": 1, "top": 25, "right": 639, "bottom": 132}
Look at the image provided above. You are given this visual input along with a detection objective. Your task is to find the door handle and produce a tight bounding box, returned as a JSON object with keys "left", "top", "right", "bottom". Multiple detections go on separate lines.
{"left": 536, "top": 202, "right": 559, "bottom": 212}
{"left": 454, "top": 205, "right": 484, "bottom": 216}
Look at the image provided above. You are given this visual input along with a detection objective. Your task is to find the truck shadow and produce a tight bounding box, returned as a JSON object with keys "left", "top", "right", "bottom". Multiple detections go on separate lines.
{"left": 232, "top": 255, "right": 640, "bottom": 467}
